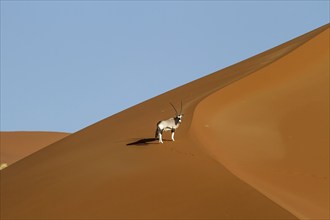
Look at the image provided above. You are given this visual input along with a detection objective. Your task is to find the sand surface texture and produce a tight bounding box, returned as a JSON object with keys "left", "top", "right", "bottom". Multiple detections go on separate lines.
{"left": 1, "top": 24, "right": 328, "bottom": 219}
{"left": 1, "top": 132, "right": 69, "bottom": 166}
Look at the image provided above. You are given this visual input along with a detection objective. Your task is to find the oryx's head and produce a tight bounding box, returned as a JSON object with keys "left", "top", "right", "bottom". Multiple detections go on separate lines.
{"left": 170, "top": 101, "right": 184, "bottom": 123}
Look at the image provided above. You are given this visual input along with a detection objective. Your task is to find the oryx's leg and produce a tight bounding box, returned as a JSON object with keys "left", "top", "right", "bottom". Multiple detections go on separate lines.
{"left": 171, "top": 129, "right": 176, "bottom": 141}
{"left": 158, "top": 133, "right": 163, "bottom": 144}
{"left": 159, "top": 129, "right": 164, "bottom": 144}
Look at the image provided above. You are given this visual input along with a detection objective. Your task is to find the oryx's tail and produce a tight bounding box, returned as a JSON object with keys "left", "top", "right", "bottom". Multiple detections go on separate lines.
{"left": 155, "top": 122, "right": 161, "bottom": 138}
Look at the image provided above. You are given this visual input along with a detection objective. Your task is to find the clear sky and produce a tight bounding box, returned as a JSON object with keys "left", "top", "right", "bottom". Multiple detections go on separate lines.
{"left": 1, "top": 1, "right": 329, "bottom": 133}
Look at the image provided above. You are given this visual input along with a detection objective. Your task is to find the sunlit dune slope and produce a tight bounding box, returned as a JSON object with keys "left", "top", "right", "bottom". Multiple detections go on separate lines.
{"left": 190, "top": 26, "right": 329, "bottom": 219}
{"left": 0, "top": 132, "right": 69, "bottom": 166}
{"left": 1, "top": 24, "right": 328, "bottom": 219}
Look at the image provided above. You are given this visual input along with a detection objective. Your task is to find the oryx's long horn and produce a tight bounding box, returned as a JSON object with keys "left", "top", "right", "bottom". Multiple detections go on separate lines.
{"left": 170, "top": 102, "right": 178, "bottom": 115}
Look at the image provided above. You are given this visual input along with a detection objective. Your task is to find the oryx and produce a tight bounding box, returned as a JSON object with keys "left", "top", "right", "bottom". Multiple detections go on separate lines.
{"left": 155, "top": 101, "right": 183, "bottom": 144}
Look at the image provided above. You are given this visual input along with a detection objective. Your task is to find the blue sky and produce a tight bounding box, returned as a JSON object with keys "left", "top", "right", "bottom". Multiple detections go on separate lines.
{"left": 1, "top": 1, "right": 329, "bottom": 133}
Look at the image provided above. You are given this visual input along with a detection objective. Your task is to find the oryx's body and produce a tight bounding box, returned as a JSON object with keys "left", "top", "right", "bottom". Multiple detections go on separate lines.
{"left": 155, "top": 102, "right": 183, "bottom": 144}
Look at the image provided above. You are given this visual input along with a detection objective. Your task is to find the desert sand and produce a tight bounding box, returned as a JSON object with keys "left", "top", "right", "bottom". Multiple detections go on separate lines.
{"left": 1, "top": 24, "right": 328, "bottom": 219}
{"left": 0, "top": 132, "right": 69, "bottom": 167}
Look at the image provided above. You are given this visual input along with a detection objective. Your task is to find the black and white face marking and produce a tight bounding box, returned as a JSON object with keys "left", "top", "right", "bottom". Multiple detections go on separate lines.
{"left": 176, "top": 114, "right": 183, "bottom": 123}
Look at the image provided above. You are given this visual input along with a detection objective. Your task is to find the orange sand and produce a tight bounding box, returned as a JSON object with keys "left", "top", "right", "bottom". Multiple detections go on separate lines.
{"left": 0, "top": 131, "right": 69, "bottom": 166}
{"left": 190, "top": 26, "right": 329, "bottom": 219}
{"left": 1, "top": 24, "right": 328, "bottom": 219}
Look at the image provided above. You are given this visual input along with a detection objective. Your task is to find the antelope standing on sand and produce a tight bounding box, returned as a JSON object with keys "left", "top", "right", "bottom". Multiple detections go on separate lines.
{"left": 155, "top": 102, "right": 183, "bottom": 144}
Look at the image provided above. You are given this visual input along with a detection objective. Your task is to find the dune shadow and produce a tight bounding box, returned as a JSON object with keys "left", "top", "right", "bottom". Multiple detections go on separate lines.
{"left": 126, "top": 138, "right": 158, "bottom": 146}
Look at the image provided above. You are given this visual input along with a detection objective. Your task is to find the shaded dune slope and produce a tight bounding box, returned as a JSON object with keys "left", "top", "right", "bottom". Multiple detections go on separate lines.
{"left": 1, "top": 24, "right": 328, "bottom": 219}
{"left": 0, "top": 132, "right": 69, "bottom": 166}
{"left": 190, "top": 27, "right": 329, "bottom": 219}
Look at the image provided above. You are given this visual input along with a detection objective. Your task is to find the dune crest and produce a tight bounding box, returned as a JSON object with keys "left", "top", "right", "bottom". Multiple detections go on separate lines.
{"left": 0, "top": 131, "right": 69, "bottom": 167}
{"left": 1, "top": 24, "right": 328, "bottom": 219}
{"left": 190, "top": 27, "right": 329, "bottom": 219}
{"left": 0, "top": 163, "right": 8, "bottom": 170}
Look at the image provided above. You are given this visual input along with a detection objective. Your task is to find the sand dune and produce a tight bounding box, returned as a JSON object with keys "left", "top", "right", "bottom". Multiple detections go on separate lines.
{"left": 190, "top": 26, "right": 329, "bottom": 219}
{"left": 1, "top": 24, "right": 328, "bottom": 219}
{"left": 0, "top": 132, "right": 69, "bottom": 167}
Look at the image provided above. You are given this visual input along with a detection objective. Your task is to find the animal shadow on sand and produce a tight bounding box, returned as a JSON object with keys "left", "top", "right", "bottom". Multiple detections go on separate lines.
{"left": 126, "top": 138, "right": 171, "bottom": 146}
